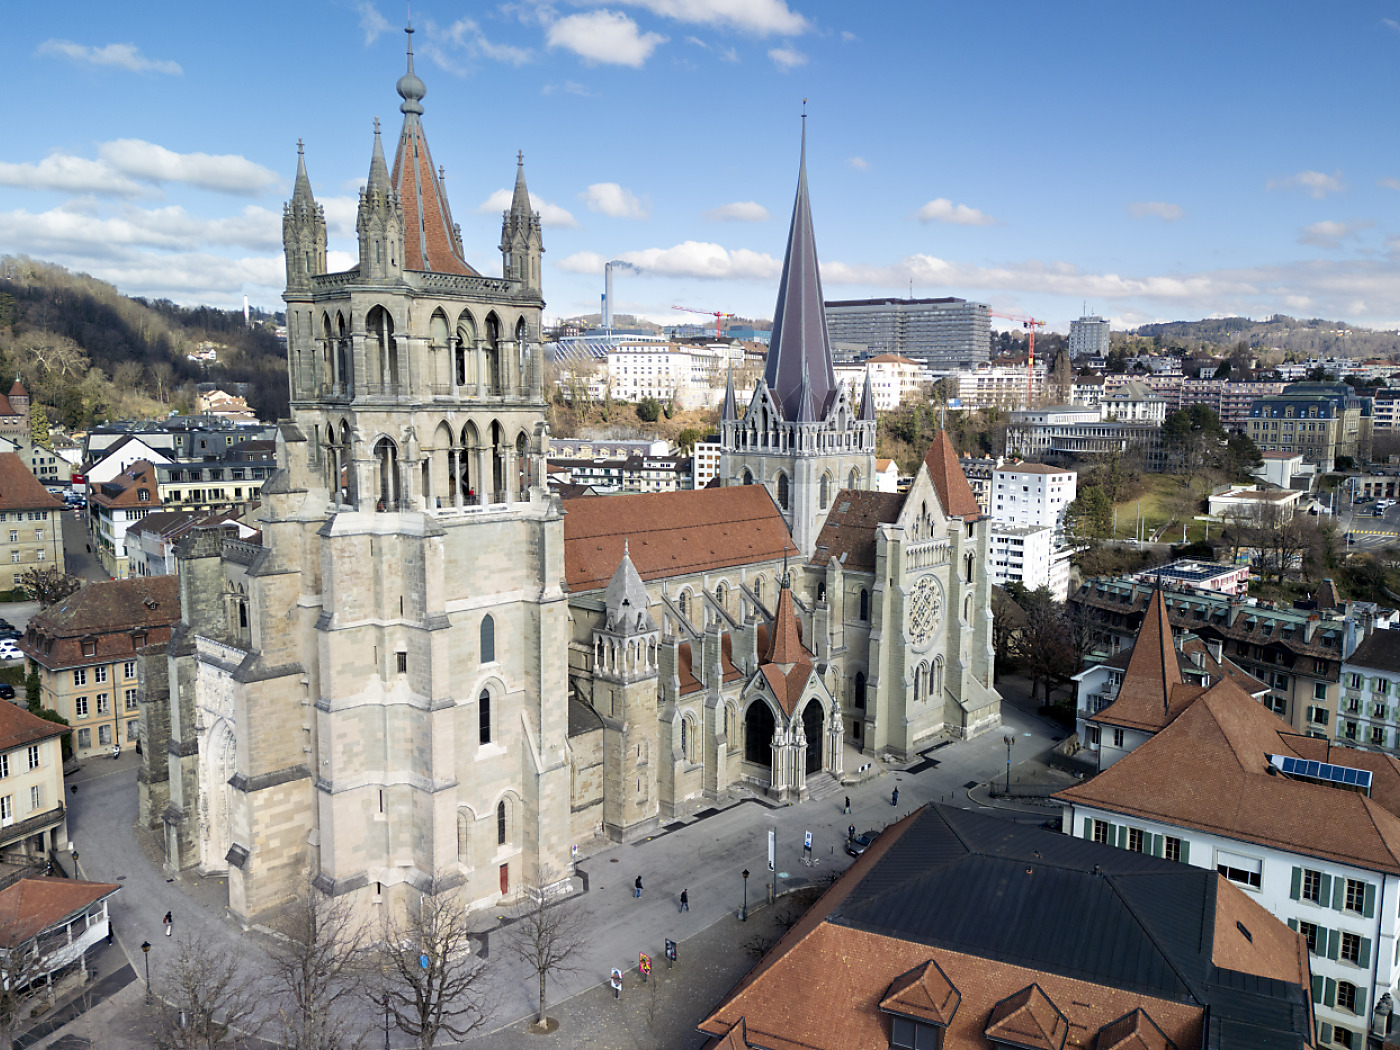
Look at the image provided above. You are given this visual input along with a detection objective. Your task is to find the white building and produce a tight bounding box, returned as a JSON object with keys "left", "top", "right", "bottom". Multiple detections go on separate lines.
{"left": 605, "top": 342, "right": 736, "bottom": 409}
{"left": 834, "top": 355, "right": 929, "bottom": 412}
{"left": 1098, "top": 380, "right": 1169, "bottom": 423}
{"left": 986, "top": 521, "right": 1071, "bottom": 599}
{"left": 691, "top": 438, "right": 722, "bottom": 489}
{"left": 1208, "top": 486, "right": 1304, "bottom": 524}
{"left": 991, "top": 462, "right": 1076, "bottom": 534}
{"left": 1069, "top": 314, "right": 1111, "bottom": 360}
{"left": 1059, "top": 590, "right": 1400, "bottom": 1049}
{"left": 874, "top": 457, "right": 899, "bottom": 493}
{"left": 1341, "top": 630, "right": 1400, "bottom": 752}
{"left": 953, "top": 363, "right": 1048, "bottom": 410}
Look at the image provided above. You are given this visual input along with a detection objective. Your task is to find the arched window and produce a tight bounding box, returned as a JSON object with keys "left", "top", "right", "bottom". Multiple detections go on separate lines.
{"left": 776, "top": 472, "right": 790, "bottom": 511}
{"left": 933, "top": 656, "right": 944, "bottom": 698}
{"left": 753, "top": 577, "right": 763, "bottom": 604}
{"left": 819, "top": 473, "right": 831, "bottom": 509}
{"left": 964, "top": 594, "right": 972, "bottom": 621}
{"left": 848, "top": 468, "right": 860, "bottom": 490}
{"left": 479, "top": 689, "right": 491, "bottom": 745}
{"left": 481, "top": 615, "right": 495, "bottom": 663}
{"left": 742, "top": 469, "right": 754, "bottom": 486}
{"left": 913, "top": 664, "right": 923, "bottom": 701}
{"left": 681, "top": 716, "right": 695, "bottom": 763}
{"left": 817, "top": 582, "right": 827, "bottom": 603}
{"left": 457, "top": 810, "right": 470, "bottom": 863}
{"left": 715, "top": 582, "right": 727, "bottom": 608}
{"left": 678, "top": 590, "right": 690, "bottom": 618}
{"left": 854, "top": 671, "right": 866, "bottom": 709}
{"left": 497, "top": 800, "right": 507, "bottom": 845}
{"left": 859, "top": 589, "right": 870, "bottom": 622}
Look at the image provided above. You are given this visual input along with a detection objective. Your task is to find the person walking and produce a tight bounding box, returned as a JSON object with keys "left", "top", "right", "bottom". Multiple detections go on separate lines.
{"left": 163, "top": 911, "right": 172, "bottom": 937}
{"left": 634, "top": 876, "right": 643, "bottom": 899}
{"left": 843, "top": 795, "right": 851, "bottom": 814}
{"left": 891, "top": 787, "right": 899, "bottom": 807}
{"left": 679, "top": 888, "right": 689, "bottom": 912}
{"left": 848, "top": 824, "right": 856, "bottom": 842}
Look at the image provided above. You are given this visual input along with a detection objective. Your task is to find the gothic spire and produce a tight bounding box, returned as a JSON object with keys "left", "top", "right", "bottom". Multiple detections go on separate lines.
{"left": 857, "top": 367, "right": 877, "bottom": 422}
{"left": 763, "top": 111, "right": 837, "bottom": 422}
{"left": 366, "top": 117, "right": 391, "bottom": 195}
{"left": 397, "top": 25, "right": 426, "bottom": 116}
{"left": 721, "top": 364, "right": 738, "bottom": 422}
{"left": 291, "top": 139, "right": 314, "bottom": 210}
{"left": 510, "top": 151, "right": 532, "bottom": 220}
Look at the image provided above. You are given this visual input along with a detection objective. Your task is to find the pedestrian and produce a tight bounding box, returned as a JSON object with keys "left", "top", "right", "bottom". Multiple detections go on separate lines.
{"left": 848, "top": 824, "right": 856, "bottom": 841}
{"left": 634, "top": 876, "right": 643, "bottom": 899}
{"left": 843, "top": 795, "right": 851, "bottom": 814}
{"left": 106, "top": 923, "right": 114, "bottom": 946}
{"left": 891, "top": 787, "right": 899, "bottom": 807}
{"left": 679, "top": 888, "right": 689, "bottom": 912}
{"left": 163, "top": 911, "right": 172, "bottom": 937}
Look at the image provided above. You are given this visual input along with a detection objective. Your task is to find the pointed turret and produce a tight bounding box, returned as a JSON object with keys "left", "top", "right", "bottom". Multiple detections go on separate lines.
{"left": 1118, "top": 583, "right": 1182, "bottom": 718}
{"left": 857, "top": 368, "right": 877, "bottom": 422}
{"left": 366, "top": 120, "right": 391, "bottom": 196}
{"left": 510, "top": 153, "right": 532, "bottom": 220}
{"left": 603, "top": 540, "right": 655, "bottom": 635}
{"left": 501, "top": 151, "right": 543, "bottom": 294}
{"left": 923, "top": 431, "right": 981, "bottom": 520}
{"left": 291, "top": 141, "right": 315, "bottom": 210}
{"left": 793, "top": 352, "right": 819, "bottom": 423}
{"left": 283, "top": 139, "right": 327, "bottom": 292}
{"left": 763, "top": 575, "right": 809, "bottom": 669}
{"left": 720, "top": 365, "right": 738, "bottom": 423}
{"left": 763, "top": 115, "right": 837, "bottom": 422}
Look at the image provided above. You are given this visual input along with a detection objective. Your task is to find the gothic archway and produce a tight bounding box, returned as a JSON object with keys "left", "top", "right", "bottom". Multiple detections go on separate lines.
{"left": 802, "top": 699, "right": 823, "bottom": 775}
{"left": 744, "top": 701, "right": 775, "bottom": 766}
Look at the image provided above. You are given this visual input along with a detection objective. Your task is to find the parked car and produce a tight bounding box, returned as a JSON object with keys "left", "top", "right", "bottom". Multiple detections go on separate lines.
{"left": 0, "top": 685, "right": 15, "bottom": 700}
{"left": 846, "top": 830, "right": 880, "bottom": 858}
{"left": 0, "top": 630, "right": 21, "bottom": 642}
{"left": 0, "top": 643, "right": 21, "bottom": 662}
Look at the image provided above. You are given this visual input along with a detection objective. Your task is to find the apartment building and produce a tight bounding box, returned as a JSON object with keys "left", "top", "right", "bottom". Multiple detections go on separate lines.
{"left": 1180, "top": 378, "right": 1289, "bottom": 425}
{"left": 154, "top": 441, "right": 276, "bottom": 515}
{"left": 986, "top": 522, "right": 1071, "bottom": 599}
{"left": 1005, "top": 406, "right": 1165, "bottom": 469}
{"left": 991, "top": 461, "right": 1076, "bottom": 533}
{"left": 952, "top": 363, "right": 1048, "bottom": 410}
{"left": 1068, "top": 313, "right": 1110, "bottom": 358}
{"left": 1245, "top": 383, "right": 1371, "bottom": 470}
{"left": 1098, "top": 380, "right": 1169, "bottom": 423}
{"left": 1373, "top": 388, "right": 1399, "bottom": 432}
{"left": 833, "top": 354, "right": 927, "bottom": 411}
{"left": 0, "top": 454, "right": 65, "bottom": 587}
{"left": 958, "top": 454, "right": 1003, "bottom": 513}
{"left": 0, "top": 703, "right": 70, "bottom": 863}
{"left": 545, "top": 453, "right": 690, "bottom": 494}
{"left": 1338, "top": 629, "right": 1400, "bottom": 752}
{"left": 823, "top": 296, "right": 991, "bottom": 369}
{"left": 21, "top": 576, "right": 180, "bottom": 758}
{"left": 87, "top": 459, "right": 160, "bottom": 579}
{"left": 690, "top": 437, "right": 722, "bottom": 489}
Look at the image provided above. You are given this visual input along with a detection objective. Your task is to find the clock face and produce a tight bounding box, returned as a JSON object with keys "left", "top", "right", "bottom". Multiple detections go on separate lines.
{"left": 907, "top": 576, "right": 942, "bottom": 648}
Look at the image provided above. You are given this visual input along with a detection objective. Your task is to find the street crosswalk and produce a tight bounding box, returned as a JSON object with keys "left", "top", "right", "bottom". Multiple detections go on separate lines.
{"left": 1348, "top": 529, "right": 1400, "bottom": 538}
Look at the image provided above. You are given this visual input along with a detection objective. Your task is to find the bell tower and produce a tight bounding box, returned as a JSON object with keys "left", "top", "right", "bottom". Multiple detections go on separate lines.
{"left": 282, "top": 140, "right": 326, "bottom": 295}
{"left": 501, "top": 153, "right": 543, "bottom": 295}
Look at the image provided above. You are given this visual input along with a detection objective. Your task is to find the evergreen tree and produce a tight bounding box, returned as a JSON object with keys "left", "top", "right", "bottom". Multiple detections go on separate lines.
{"left": 27, "top": 403, "right": 49, "bottom": 449}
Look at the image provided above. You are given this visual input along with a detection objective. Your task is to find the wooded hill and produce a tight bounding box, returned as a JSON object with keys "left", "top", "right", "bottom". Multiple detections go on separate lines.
{"left": 0, "top": 256, "right": 288, "bottom": 430}
{"left": 1123, "top": 314, "right": 1400, "bottom": 358}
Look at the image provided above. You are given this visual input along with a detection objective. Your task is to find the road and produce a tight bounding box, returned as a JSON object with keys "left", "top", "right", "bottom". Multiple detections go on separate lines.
{"left": 61, "top": 509, "right": 108, "bottom": 582}
{"left": 42, "top": 679, "right": 1066, "bottom": 1048}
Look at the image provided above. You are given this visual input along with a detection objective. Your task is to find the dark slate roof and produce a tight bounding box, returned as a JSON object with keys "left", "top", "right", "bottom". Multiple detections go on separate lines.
{"left": 810, "top": 489, "right": 906, "bottom": 571}
{"left": 1348, "top": 629, "right": 1400, "bottom": 676}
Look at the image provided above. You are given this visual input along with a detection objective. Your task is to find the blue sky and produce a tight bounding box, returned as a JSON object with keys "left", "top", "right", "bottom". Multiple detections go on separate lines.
{"left": 4, "top": 1, "right": 1400, "bottom": 334}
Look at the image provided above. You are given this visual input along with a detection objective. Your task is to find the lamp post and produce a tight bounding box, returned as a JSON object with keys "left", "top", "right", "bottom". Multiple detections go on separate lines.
{"left": 141, "top": 940, "right": 151, "bottom": 1004}
{"left": 1003, "top": 734, "right": 1014, "bottom": 795}
{"left": 741, "top": 869, "right": 750, "bottom": 922}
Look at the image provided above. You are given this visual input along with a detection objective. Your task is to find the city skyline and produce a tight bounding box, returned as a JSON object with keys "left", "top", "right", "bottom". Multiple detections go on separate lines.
{"left": 3, "top": 1, "right": 1400, "bottom": 333}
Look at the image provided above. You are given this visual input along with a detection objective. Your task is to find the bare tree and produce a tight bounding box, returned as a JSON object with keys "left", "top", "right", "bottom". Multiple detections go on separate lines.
{"left": 0, "top": 922, "right": 57, "bottom": 1050}
{"left": 267, "top": 883, "right": 369, "bottom": 1050}
{"left": 505, "top": 867, "right": 587, "bottom": 1029}
{"left": 367, "top": 891, "right": 488, "bottom": 1050}
{"left": 18, "top": 567, "right": 81, "bottom": 608}
{"left": 149, "top": 932, "right": 264, "bottom": 1050}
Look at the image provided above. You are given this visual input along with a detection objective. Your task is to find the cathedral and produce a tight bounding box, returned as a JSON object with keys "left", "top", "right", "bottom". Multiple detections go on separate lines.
{"left": 135, "top": 30, "right": 1001, "bottom": 926}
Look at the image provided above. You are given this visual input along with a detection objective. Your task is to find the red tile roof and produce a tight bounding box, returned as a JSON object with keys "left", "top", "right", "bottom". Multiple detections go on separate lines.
{"left": 0, "top": 701, "right": 69, "bottom": 751}
{"left": 563, "top": 487, "right": 792, "bottom": 593}
{"left": 22, "top": 575, "right": 180, "bottom": 671}
{"left": 0, "top": 878, "right": 119, "bottom": 945}
{"left": 0, "top": 454, "right": 64, "bottom": 513}
{"left": 983, "top": 984, "right": 1068, "bottom": 1050}
{"left": 391, "top": 117, "right": 476, "bottom": 276}
{"left": 810, "top": 490, "right": 906, "bottom": 571}
{"left": 923, "top": 432, "right": 981, "bottom": 519}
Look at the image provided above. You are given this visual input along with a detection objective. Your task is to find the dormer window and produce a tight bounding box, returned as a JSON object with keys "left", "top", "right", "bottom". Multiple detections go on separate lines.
{"left": 81, "top": 640, "right": 97, "bottom": 658}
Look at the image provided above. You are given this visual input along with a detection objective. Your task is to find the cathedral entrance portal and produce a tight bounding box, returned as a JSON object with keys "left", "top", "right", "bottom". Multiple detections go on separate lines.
{"left": 745, "top": 702, "right": 775, "bottom": 766}
{"left": 802, "top": 700, "right": 823, "bottom": 775}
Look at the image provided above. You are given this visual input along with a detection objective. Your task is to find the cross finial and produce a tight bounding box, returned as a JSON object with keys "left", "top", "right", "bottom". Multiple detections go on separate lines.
{"left": 373, "top": 116, "right": 381, "bottom": 135}
{"left": 296, "top": 138, "right": 304, "bottom": 155}
{"left": 518, "top": 149, "right": 524, "bottom": 166}
{"left": 439, "top": 165, "right": 445, "bottom": 180}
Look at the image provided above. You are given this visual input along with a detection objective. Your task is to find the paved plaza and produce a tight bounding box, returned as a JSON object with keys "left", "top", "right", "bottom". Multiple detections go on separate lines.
{"left": 26, "top": 676, "right": 1064, "bottom": 1049}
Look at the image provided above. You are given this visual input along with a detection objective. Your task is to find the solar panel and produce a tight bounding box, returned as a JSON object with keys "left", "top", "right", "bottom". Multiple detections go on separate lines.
{"left": 1271, "top": 754, "right": 1372, "bottom": 792}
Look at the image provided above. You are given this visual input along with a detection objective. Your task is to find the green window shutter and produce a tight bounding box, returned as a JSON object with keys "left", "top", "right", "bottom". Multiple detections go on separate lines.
{"left": 1319, "top": 1022, "right": 1332, "bottom": 1045}
{"left": 1360, "top": 937, "right": 1372, "bottom": 968}
{"left": 1327, "top": 927, "right": 1340, "bottom": 961}
{"left": 1324, "top": 978, "right": 1336, "bottom": 1008}
{"left": 1288, "top": 918, "right": 1299, "bottom": 932}
{"left": 1152, "top": 834, "right": 1163, "bottom": 858}
{"left": 1116, "top": 824, "right": 1126, "bottom": 849}
{"left": 1082, "top": 817, "right": 1092, "bottom": 840}
{"left": 1320, "top": 873, "right": 1333, "bottom": 907}
{"left": 1180, "top": 839, "right": 1190, "bottom": 864}
{"left": 1364, "top": 882, "right": 1376, "bottom": 919}
{"left": 1290, "top": 866, "right": 1302, "bottom": 900}
{"left": 1331, "top": 877, "right": 1345, "bottom": 911}
{"left": 1312, "top": 976, "right": 1324, "bottom": 1003}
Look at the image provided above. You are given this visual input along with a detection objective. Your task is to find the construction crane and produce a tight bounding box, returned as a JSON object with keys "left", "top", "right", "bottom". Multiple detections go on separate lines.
{"left": 990, "top": 310, "right": 1046, "bottom": 406}
{"left": 672, "top": 305, "right": 735, "bottom": 340}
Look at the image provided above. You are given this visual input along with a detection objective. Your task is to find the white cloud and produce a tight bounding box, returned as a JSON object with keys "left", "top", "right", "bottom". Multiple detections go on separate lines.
{"left": 609, "top": 0, "right": 807, "bottom": 36}
{"left": 1267, "top": 169, "right": 1346, "bottom": 198}
{"left": 0, "top": 202, "right": 285, "bottom": 260}
{"left": 848, "top": 156, "right": 869, "bottom": 171}
{"left": 547, "top": 11, "right": 667, "bottom": 67}
{"left": 97, "top": 140, "right": 281, "bottom": 195}
{"left": 1379, "top": 177, "right": 1400, "bottom": 191}
{"left": 704, "top": 201, "right": 769, "bottom": 222}
{"left": 841, "top": 30, "right": 858, "bottom": 42}
{"left": 916, "top": 198, "right": 995, "bottom": 226}
{"left": 560, "top": 242, "right": 781, "bottom": 280}
{"left": 768, "top": 46, "right": 806, "bottom": 70}
{"left": 542, "top": 81, "right": 596, "bottom": 96}
{"left": 355, "top": 2, "right": 393, "bottom": 45}
{"left": 35, "top": 39, "right": 182, "bottom": 75}
{"left": 581, "top": 182, "right": 649, "bottom": 219}
{"left": 1128, "top": 201, "right": 1184, "bottom": 221}
{"left": 420, "top": 17, "right": 532, "bottom": 72}
{"left": 1384, "top": 17, "right": 1400, "bottom": 33}
{"left": 1298, "top": 220, "right": 1371, "bottom": 248}
{"left": 0, "top": 154, "right": 145, "bottom": 197}
{"left": 476, "top": 188, "right": 579, "bottom": 227}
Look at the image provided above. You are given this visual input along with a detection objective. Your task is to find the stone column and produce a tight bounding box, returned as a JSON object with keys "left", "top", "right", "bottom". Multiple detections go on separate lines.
{"left": 503, "top": 447, "right": 518, "bottom": 503}
{"left": 476, "top": 340, "right": 487, "bottom": 398}
{"left": 450, "top": 449, "right": 462, "bottom": 508}
{"left": 448, "top": 337, "right": 459, "bottom": 399}
{"left": 475, "top": 447, "right": 490, "bottom": 504}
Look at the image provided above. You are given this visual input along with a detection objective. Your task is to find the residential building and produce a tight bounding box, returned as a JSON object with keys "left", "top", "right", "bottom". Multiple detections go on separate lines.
{"left": 991, "top": 461, "right": 1076, "bottom": 534}
{"left": 1057, "top": 648, "right": 1400, "bottom": 1048}
{"left": 1372, "top": 388, "right": 1399, "bottom": 432}
{"left": 605, "top": 342, "right": 738, "bottom": 409}
{"left": 546, "top": 453, "right": 690, "bottom": 494}
{"left": 1254, "top": 452, "right": 1309, "bottom": 490}
{"left": 154, "top": 443, "right": 277, "bottom": 515}
{"left": 81, "top": 416, "right": 277, "bottom": 465}
{"left": 1070, "top": 372, "right": 1105, "bottom": 408}
{"left": 1339, "top": 630, "right": 1400, "bottom": 752}
{"left": 0, "top": 878, "right": 120, "bottom": 985}
{"left": 873, "top": 457, "right": 899, "bottom": 492}
{"left": 21, "top": 576, "right": 180, "bottom": 758}
{"left": 1133, "top": 559, "right": 1251, "bottom": 596}
{"left": 87, "top": 459, "right": 160, "bottom": 579}
{"left": 1098, "top": 380, "right": 1169, "bottom": 423}
{"left": 958, "top": 454, "right": 1002, "bottom": 513}
{"left": 195, "top": 388, "right": 258, "bottom": 422}
{"left": 551, "top": 438, "right": 669, "bottom": 460}
{"left": 23, "top": 441, "right": 63, "bottom": 485}
{"left": 951, "top": 363, "right": 1048, "bottom": 410}
{"left": 986, "top": 521, "right": 1071, "bottom": 599}
{"left": 1068, "top": 312, "right": 1111, "bottom": 359}
{"left": 1070, "top": 576, "right": 1394, "bottom": 739}
{"left": 1245, "top": 383, "right": 1371, "bottom": 471}
{"left": 1181, "top": 378, "right": 1289, "bottom": 425}
{"left": 1005, "top": 406, "right": 1165, "bottom": 469}
{"left": 833, "top": 354, "right": 927, "bottom": 411}
{"left": 127, "top": 510, "right": 258, "bottom": 577}
{"left": 691, "top": 436, "right": 722, "bottom": 489}
{"left": 1209, "top": 486, "right": 1304, "bottom": 524}
{"left": 0, "top": 703, "right": 71, "bottom": 863}
{"left": 823, "top": 296, "right": 991, "bottom": 370}
{"left": 0, "top": 455, "right": 65, "bottom": 586}
{"left": 82, "top": 435, "right": 173, "bottom": 486}
{"left": 700, "top": 803, "right": 1315, "bottom": 1050}
{"left": 1103, "top": 372, "right": 1184, "bottom": 408}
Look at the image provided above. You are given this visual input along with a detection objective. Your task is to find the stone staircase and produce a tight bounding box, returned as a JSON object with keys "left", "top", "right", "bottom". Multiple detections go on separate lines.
{"left": 804, "top": 770, "right": 844, "bottom": 802}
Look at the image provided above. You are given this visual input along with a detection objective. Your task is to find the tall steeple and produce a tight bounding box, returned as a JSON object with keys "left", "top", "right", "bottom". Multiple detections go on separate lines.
{"left": 357, "top": 115, "right": 404, "bottom": 281}
{"left": 283, "top": 139, "right": 326, "bottom": 293}
{"left": 510, "top": 152, "right": 532, "bottom": 219}
{"left": 501, "top": 151, "right": 543, "bottom": 294}
{"left": 763, "top": 111, "right": 837, "bottom": 422}
{"left": 720, "top": 364, "right": 738, "bottom": 423}
{"left": 857, "top": 367, "right": 877, "bottom": 422}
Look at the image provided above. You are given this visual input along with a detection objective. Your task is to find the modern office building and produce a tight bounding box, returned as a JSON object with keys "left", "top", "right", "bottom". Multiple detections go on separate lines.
{"left": 824, "top": 297, "right": 991, "bottom": 370}
{"left": 1068, "top": 313, "right": 1111, "bottom": 359}
{"left": 1245, "top": 383, "right": 1371, "bottom": 470}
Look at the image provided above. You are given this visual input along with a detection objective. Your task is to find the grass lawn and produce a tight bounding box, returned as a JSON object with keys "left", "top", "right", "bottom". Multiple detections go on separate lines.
{"left": 1110, "top": 475, "right": 1211, "bottom": 544}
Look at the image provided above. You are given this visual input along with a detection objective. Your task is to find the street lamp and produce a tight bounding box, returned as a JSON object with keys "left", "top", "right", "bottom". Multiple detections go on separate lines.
{"left": 1004, "top": 734, "right": 1014, "bottom": 795}
{"left": 741, "top": 869, "right": 750, "bottom": 922}
{"left": 141, "top": 940, "right": 151, "bottom": 1004}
